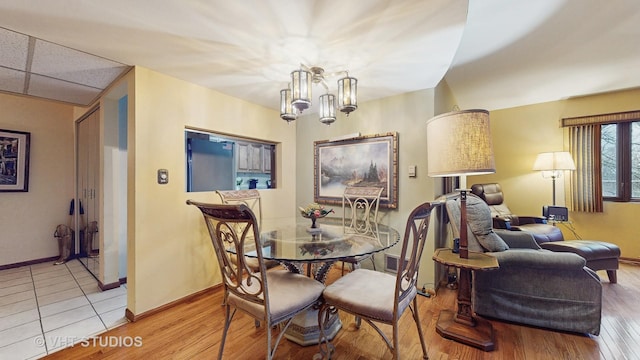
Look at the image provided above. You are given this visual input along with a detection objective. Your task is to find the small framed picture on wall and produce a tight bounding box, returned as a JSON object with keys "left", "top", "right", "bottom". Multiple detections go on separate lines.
{"left": 0, "top": 129, "right": 31, "bottom": 192}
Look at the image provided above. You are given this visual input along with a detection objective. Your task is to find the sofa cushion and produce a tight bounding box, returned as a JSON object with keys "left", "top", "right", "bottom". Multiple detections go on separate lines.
{"left": 465, "top": 195, "right": 509, "bottom": 252}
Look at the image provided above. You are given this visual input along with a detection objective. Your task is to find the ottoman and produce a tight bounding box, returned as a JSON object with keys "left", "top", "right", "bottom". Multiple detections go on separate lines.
{"left": 541, "top": 240, "right": 621, "bottom": 283}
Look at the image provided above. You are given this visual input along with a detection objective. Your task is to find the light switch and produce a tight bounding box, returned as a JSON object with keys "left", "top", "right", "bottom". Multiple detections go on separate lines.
{"left": 158, "top": 169, "right": 169, "bottom": 184}
{"left": 408, "top": 165, "right": 416, "bottom": 177}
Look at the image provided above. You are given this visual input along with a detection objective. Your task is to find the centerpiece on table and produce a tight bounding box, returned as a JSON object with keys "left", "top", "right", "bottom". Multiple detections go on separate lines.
{"left": 299, "top": 203, "right": 334, "bottom": 233}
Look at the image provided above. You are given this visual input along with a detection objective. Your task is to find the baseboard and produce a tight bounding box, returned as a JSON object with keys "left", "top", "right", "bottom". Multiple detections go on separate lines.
{"left": 98, "top": 280, "right": 121, "bottom": 291}
{"left": 620, "top": 257, "right": 640, "bottom": 266}
{"left": 125, "top": 284, "right": 221, "bottom": 323}
{"left": 0, "top": 256, "right": 59, "bottom": 271}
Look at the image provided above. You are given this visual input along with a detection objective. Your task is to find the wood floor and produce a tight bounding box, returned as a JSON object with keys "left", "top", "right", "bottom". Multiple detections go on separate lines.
{"left": 42, "top": 262, "right": 640, "bottom": 360}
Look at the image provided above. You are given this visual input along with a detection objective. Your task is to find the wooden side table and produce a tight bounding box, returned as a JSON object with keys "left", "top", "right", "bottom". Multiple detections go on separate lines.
{"left": 432, "top": 248, "right": 499, "bottom": 351}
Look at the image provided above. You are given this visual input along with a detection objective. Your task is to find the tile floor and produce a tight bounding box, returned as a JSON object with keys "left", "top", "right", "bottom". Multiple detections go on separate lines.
{"left": 0, "top": 259, "right": 128, "bottom": 360}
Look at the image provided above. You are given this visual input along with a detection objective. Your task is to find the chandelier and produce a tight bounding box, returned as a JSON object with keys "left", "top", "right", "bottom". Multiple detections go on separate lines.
{"left": 280, "top": 64, "right": 358, "bottom": 125}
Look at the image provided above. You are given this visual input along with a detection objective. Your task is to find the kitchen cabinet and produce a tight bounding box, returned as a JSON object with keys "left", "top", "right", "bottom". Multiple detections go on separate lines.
{"left": 237, "top": 141, "right": 264, "bottom": 172}
{"left": 263, "top": 144, "right": 272, "bottom": 173}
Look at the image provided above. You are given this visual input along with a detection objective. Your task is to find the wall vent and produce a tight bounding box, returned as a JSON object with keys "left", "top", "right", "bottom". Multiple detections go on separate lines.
{"left": 384, "top": 253, "right": 409, "bottom": 273}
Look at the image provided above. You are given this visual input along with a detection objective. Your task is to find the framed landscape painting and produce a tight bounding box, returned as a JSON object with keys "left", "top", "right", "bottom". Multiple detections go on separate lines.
{"left": 0, "top": 129, "right": 31, "bottom": 192}
{"left": 314, "top": 132, "right": 398, "bottom": 208}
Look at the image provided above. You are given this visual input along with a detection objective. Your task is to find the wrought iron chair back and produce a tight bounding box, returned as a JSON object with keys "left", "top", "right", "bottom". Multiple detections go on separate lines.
{"left": 216, "top": 189, "right": 262, "bottom": 227}
{"left": 342, "top": 186, "right": 383, "bottom": 234}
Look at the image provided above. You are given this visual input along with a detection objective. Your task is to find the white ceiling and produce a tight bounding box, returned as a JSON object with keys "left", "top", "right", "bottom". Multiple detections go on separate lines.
{"left": 0, "top": 0, "right": 639, "bottom": 110}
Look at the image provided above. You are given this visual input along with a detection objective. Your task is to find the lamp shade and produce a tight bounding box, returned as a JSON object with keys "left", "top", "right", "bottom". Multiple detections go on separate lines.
{"left": 426, "top": 109, "right": 496, "bottom": 177}
{"left": 532, "top": 152, "right": 576, "bottom": 171}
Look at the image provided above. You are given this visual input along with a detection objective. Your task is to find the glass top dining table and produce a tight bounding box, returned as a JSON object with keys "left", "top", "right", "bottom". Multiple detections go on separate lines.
{"left": 230, "top": 216, "right": 401, "bottom": 281}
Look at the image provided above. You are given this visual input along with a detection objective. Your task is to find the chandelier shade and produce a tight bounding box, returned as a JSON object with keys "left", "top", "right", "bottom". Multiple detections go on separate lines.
{"left": 291, "top": 69, "right": 312, "bottom": 113}
{"left": 279, "top": 64, "right": 358, "bottom": 124}
{"left": 279, "top": 88, "right": 297, "bottom": 122}
{"left": 338, "top": 76, "right": 358, "bottom": 115}
{"left": 319, "top": 93, "right": 337, "bottom": 125}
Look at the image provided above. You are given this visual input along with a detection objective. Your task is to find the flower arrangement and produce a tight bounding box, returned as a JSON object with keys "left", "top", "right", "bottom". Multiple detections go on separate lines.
{"left": 299, "top": 203, "right": 334, "bottom": 229}
{"left": 299, "top": 203, "right": 334, "bottom": 219}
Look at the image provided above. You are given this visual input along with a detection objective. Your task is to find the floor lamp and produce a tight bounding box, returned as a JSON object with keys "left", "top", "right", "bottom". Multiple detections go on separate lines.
{"left": 426, "top": 109, "right": 496, "bottom": 259}
{"left": 427, "top": 109, "right": 497, "bottom": 350}
{"left": 532, "top": 151, "right": 576, "bottom": 206}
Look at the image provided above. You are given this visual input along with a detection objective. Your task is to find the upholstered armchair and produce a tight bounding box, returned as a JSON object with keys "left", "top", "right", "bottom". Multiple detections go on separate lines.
{"left": 441, "top": 192, "right": 602, "bottom": 335}
{"left": 470, "top": 183, "right": 564, "bottom": 243}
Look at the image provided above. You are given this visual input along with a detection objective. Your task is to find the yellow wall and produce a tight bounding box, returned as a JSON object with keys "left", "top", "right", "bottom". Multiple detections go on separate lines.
{"left": 472, "top": 87, "right": 640, "bottom": 260}
{"left": 128, "top": 67, "right": 297, "bottom": 315}
{"left": 0, "top": 94, "right": 75, "bottom": 266}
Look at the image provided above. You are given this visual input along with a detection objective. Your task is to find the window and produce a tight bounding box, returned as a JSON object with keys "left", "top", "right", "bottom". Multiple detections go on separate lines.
{"left": 601, "top": 121, "right": 640, "bottom": 201}
{"left": 185, "top": 129, "right": 276, "bottom": 192}
{"left": 563, "top": 110, "right": 640, "bottom": 211}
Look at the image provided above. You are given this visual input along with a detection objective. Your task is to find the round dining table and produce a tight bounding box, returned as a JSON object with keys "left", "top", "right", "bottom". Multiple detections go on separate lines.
{"left": 240, "top": 216, "right": 401, "bottom": 282}
{"left": 228, "top": 216, "right": 401, "bottom": 346}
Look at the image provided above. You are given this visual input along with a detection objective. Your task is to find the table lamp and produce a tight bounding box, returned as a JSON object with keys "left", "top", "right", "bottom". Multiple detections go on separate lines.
{"left": 427, "top": 109, "right": 496, "bottom": 259}
{"left": 532, "top": 151, "right": 576, "bottom": 206}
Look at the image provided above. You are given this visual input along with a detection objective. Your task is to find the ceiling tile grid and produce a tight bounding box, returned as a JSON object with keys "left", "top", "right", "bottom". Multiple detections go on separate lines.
{"left": 0, "top": 26, "right": 130, "bottom": 106}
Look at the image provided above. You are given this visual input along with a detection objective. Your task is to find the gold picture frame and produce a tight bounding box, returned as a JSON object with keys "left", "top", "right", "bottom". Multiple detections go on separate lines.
{"left": 314, "top": 132, "right": 398, "bottom": 208}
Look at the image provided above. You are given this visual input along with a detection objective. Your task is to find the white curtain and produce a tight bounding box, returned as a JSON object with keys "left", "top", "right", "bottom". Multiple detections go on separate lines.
{"left": 567, "top": 124, "right": 603, "bottom": 212}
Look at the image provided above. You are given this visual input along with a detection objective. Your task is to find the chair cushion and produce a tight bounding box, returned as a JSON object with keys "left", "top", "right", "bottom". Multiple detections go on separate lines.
{"left": 228, "top": 269, "right": 324, "bottom": 324}
{"left": 322, "top": 269, "right": 416, "bottom": 322}
{"left": 465, "top": 195, "right": 509, "bottom": 252}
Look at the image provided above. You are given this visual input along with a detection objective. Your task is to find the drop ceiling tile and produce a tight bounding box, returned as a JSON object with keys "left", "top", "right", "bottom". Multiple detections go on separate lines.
{"left": 0, "top": 67, "right": 26, "bottom": 94}
{"left": 31, "top": 39, "right": 129, "bottom": 89}
{"left": 27, "top": 74, "right": 101, "bottom": 105}
{"left": 0, "top": 27, "right": 29, "bottom": 71}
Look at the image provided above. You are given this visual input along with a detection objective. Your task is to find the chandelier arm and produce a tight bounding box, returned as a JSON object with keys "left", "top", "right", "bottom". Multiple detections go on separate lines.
{"left": 319, "top": 78, "right": 329, "bottom": 91}
{"left": 324, "top": 70, "right": 349, "bottom": 78}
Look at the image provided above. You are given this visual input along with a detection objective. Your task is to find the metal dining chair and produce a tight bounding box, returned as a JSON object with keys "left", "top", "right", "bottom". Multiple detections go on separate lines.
{"left": 317, "top": 202, "right": 437, "bottom": 360}
{"left": 216, "top": 189, "right": 263, "bottom": 226}
{"left": 187, "top": 200, "right": 325, "bottom": 360}
{"left": 216, "top": 189, "right": 279, "bottom": 271}
{"left": 340, "top": 186, "right": 384, "bottom": 274}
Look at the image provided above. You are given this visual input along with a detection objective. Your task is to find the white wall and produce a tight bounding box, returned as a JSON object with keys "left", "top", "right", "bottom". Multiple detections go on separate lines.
{"left": 295, "top": 89, "right": 442, "bottom": 290}
{"left": 0, "top": 94, "right": 74, "bottom": 266}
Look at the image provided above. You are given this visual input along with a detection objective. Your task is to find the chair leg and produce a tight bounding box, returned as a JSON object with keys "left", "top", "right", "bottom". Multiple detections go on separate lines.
{"left": 410, "top": 297, "right": 429, "bottom": 359}
{"left": 266, "top": 320, "right": 273, "bottom": 360}
{"left": 393, "top": 319, "right": 400, "bottom": 360}
{"left": 219, "top": 305, "right": 235, "bottom": 360}
{"left": 317, "top": 302, "right": 336, "bottom": 359}
{"left": 607, "top": 269, "right": 617, "bottom": 283}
